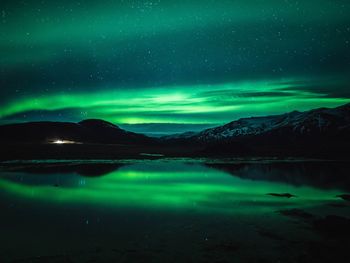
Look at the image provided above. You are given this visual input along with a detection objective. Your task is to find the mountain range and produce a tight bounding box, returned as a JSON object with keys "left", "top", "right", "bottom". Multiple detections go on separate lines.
{"left": 184, "top": 102, "right": 350, "bottom": 157}
{"left": 0, "top": 103, "right": 349, "bottom": 159}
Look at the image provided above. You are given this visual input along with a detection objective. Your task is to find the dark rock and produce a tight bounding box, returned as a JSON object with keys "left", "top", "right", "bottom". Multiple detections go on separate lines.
{"left": 267, "top": 193, "right": 296, "bottom": 198}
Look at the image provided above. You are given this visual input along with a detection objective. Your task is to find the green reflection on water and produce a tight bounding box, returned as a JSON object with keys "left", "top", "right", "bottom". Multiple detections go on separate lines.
{"left": 0, "top": 162, "right": 340, "bottom": 215}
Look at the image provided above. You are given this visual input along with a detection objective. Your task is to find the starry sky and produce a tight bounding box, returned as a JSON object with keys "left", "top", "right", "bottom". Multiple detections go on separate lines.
{"left": 1, "top": 0, "right": 350, "bottom": 135}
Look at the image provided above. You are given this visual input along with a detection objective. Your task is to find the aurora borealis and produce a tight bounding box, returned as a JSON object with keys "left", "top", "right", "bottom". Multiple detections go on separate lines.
{"left": 1, "top": 1, "right": 350, "bottom": 134}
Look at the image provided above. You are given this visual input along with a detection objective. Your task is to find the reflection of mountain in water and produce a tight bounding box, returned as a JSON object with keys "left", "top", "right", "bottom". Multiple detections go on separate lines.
{"left": 0, "top": 163, "right": 124, "bottom": 186}
{"left": 4, "top": 163, "right": 124, "bottom": 177}
{"left": 206, "top": 162, "right": 350, "bottom": 191}
{"left": 1, "top": 161, "right": 350, "bottom": 192}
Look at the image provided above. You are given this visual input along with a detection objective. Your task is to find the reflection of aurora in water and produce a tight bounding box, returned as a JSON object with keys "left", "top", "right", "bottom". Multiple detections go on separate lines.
{"left": 0, "top": 161, "right": 341, "bottom": 215}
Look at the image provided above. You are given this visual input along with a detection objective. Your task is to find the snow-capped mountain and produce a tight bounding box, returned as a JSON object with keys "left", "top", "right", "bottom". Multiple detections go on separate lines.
{"left": 195, "top": 103, "right": 350, "bottom": 142}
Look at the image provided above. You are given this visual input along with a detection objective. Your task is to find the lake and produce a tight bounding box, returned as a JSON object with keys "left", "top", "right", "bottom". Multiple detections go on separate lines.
{"left": 0, "top": 159, "right": 350, "bottom": 262}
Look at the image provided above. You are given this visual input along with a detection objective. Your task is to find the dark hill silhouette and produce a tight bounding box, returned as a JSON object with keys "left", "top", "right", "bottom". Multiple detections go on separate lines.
{"left": 0, "top": 119, "right": 154, "bottom": 145}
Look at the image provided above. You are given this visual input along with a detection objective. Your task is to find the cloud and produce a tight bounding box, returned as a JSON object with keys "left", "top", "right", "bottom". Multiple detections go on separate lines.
{"left": 279, "top": 78, "right": 350, "bottom": 99}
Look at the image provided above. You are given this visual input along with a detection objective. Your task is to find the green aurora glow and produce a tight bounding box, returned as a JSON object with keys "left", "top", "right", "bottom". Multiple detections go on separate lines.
{"left": 1, "top": 1, "right": 350, "bottom": 132}
{"left": 1, "top": 79, "right": 349, "bottom": 124}
{"left": 0, "top": 162, "right": 340, "bottom": 215}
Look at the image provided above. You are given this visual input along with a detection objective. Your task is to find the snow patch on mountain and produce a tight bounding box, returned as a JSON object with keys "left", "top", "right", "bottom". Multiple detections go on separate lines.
{"left": 195, "top": 103, "right": 350, "bottom": 141}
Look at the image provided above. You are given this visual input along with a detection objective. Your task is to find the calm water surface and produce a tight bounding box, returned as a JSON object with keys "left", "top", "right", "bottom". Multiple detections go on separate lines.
{"left": 0, "top": 159, "right": 350, "bottom": 262}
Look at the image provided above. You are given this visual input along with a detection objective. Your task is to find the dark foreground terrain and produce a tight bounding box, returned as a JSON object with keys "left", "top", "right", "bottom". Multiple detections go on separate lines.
{"left": 0, "top": 142, "right": 202, "bottom": 161}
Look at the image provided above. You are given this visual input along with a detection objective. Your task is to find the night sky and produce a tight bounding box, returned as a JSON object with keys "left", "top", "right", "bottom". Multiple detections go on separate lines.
{"left": 1, "top": 0, "right": 350, "bottom": 135}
